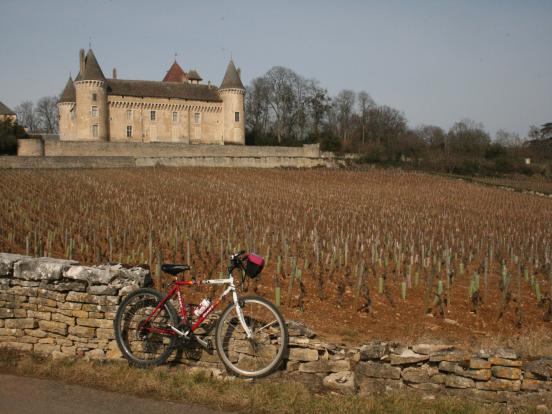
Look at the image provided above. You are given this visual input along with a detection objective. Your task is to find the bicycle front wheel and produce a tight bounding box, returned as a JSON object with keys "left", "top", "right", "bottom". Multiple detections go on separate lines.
{"left": 215, "top": 296, "right": 288, "bottom": 378}
{"left": 114, "top": 288, "right": 178, "bottom": 367}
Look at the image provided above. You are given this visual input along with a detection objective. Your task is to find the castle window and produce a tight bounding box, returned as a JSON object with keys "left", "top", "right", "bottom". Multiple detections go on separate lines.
{"left": 92, "top": 124, "right": 98, "bottom": 137}
{"left": 126, "top": 110, "right": 132, "bottom": 121}
{"left": 92, "top": 93, "right": 97, "bottom": 101}
{"left": 194, "top": 112, "right": 201, "bottom": 124}
{"left": 91, "top": 106, "right": 98, "bottom": 117}
{"left": 172, "top": 112, "right": 178, "bottom": 123}
{"left": 126, "top": 125, "right": 132, "bottom": 138}
{"left": 150, "top": 111, "right": 156, "bottom": 121}
{"left": 235, "top": 112, "right": 240, "bottom": 122}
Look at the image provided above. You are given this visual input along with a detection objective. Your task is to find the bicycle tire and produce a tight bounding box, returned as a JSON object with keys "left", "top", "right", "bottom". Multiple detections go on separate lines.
{"left": 215, "top": 295, "right": 288, "bottom": 378}
{"left": 114, "top": 287, "right": 178, "bottom": 367}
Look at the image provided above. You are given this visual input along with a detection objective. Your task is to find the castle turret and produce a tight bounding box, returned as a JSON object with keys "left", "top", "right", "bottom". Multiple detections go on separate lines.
{"left": 219, "top": 60, "right": 245, "bottom": 145}
{"left": 74, "top": 49, "right": 108, "bottom": 141}
{"left": 58, "top": 76, "right": 77, "bottom": 139}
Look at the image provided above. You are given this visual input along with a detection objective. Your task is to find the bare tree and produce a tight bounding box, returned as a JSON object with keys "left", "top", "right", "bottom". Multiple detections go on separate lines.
{"left": 495, "top": 129, "right": 522, "bottom": 147}
{"left": 35, "top": 96, "right": 59, "bottom": 133}
{"left": 334, "top": 90, "right": 356, "bottom": 142}
{"left": 357, "top": 91, "right": 375, "bottom": 144}
{"left": 14, "top": 101, "right": 38, "bottom": 132}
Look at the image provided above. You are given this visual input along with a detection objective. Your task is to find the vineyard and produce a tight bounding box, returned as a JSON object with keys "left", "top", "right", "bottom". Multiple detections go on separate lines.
{"left": 1, "top": 168, "right": 551, "bottom": 347}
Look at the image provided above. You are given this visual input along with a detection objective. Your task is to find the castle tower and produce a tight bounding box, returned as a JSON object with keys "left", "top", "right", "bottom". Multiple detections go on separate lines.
{"left": 74, "top": 49, "right": 108, "bottom": 141}
{"left": 58, "top": 76, "right": 77, "bottom": 139}
{"left": 219, "top": 60, "right": 245, "bottom": 145}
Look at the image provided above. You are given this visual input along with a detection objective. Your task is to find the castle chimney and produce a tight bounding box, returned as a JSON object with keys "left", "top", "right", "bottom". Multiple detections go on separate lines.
{"left": 79, "top": 49, "right": 85, "bottom": 74}
{"left": 112, "top": 68, "right": 117, "bottom": 79}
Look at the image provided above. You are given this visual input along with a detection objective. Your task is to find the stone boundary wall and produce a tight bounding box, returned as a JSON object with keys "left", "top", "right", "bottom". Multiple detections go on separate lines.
{"left": 0, "top": 253, "right": 551, "bottom": 406}
{"left": 21, "top": 139, "right": 322, "bottom": 158}
{"left": 0, "top": 155, "right": 336, "bottom": 169}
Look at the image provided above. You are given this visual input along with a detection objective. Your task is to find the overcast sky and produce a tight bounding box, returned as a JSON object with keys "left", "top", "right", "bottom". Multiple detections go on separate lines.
{"left": 1, "top": 0, "right": 550, "bottom": 137}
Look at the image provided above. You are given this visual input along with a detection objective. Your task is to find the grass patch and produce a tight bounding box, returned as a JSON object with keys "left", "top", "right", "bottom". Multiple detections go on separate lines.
{"left": 0, "top": 349, "right": 539, "bottom": 414}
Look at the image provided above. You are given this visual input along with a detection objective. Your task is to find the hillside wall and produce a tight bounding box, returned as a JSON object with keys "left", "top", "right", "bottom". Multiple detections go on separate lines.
{"left": 8, "top": 140, "right": 333, "bottom": 169}
{"left": 0, "top": 155, "right": 332, "bottom": 169}
{"left": 1, "top": 252, "right": 550, "bottom": 406}
{"left": 40, "top": 140, "right": 321, "bottom": 158}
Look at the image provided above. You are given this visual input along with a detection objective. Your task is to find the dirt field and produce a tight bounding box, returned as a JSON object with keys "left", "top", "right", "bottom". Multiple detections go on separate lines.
{"left": 1, "top": 168, "right": 551, "bottom": 352}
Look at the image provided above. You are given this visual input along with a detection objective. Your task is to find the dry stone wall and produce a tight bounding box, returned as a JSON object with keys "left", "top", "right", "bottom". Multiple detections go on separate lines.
{"left": 0, "top": 253, "right": 551, "bottom": 407}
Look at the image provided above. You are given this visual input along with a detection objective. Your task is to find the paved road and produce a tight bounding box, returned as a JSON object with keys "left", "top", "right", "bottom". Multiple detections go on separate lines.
{"left": 0, "top": 374, "right": 232, "bottom": 414}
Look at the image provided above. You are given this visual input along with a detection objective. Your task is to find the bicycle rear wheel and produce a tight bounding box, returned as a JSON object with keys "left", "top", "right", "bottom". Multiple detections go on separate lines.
{"left": 114, "top": 288, "right": 178, "bottom": 367}
{"left": 215, "top": 296, "right": 288, "bottom": 378}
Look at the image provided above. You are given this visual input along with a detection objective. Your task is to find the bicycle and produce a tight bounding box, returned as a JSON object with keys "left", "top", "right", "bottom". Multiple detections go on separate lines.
{"left": 113, "top": 251, "right": 288, "bottom": 378}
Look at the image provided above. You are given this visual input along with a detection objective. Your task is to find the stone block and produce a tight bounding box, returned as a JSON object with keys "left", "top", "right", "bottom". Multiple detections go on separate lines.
{"left": 411, "top": 344, "right": 454, "bottom": 355}
{"left": 469, "top": 358, "right": 491, "bottom": 370}
{"left": 8, "top": 286, "right": 38, "bottom": 297}
{"left": 491, "top": 366, "right": 521, "bottom": 380}
{"left": 27, "top": 310, "right": 51, "bottom": 321}
{"left": 523, "top": 359, "right": 552, "bottom": 379}
{"left": 323, "top": 371, "right": 355, "bottom": 394}
{"left": 34, "top": 343, "right": 61, "bottom": 354}
{"left": 494, "top": 348, "right": 518, "bottom": 359}
{"left": 68, "top": 325, "right": 96, "bottom": 338}
{"left": 96, "top": 328, "right": 115, "bottom": 340}
{"left": 489, "top": 356, "right": 522, "bottom": 367}
{"left": 390, "top": 349, "right": 429, "bottom": 365}
{"left": 401, "top": 366, "right": 432, "bottom": 383}
{"left": 0, "top": 342, "right": 32, "bottom": 351}
{"left": 24, "top": 329, "right": 48, "bottom": 338}
{"left": 408, "top": 382, "right": 442, "bottom": 392}
{"left": 38, "top": 320, "right": 68, "bottom": 336}
{"left": 445, "top": 374, "right": 475, "bottom": 389}
{"left": 298, "top": 359, "right": 350, "bottom": 373}
{"left": 42, "top": 281, "right": 86, "bottom": 292}
{"left": 359, "top": 342, "right": 388, "bottom": 360}
{"left": 429, "top": 350, "right": 469, "bottom": 363}
{"left": 88, "top": 285, "right": 119, "bottom": 296}
{"left": 71, "top": 310, "right": 89, "bottom": 318}
{"left": 0, "top": 328, "right": 24, "bottom": 337}
{"left": 51, "top": 313, "right": 75, "bottom": 326}
{"left": 355, "top": 361, "right": 401, "bottom": 380}
{"left": 5, "top": 318, "right": 38, "bottom": 329}
{"left": 0, "top": 308, "right": 14, "bottom": 318}
{"left": 14, "top": 257, "right": 77, "bottom": 281}
{"left": 85, "top": 348, "right": 105, "bottom": 360}
{"left": 0, "top": 253, "right": 30, "bottom": 276}
{"left": 476, "top": 378, "right": 521, "bottom": 392}
{"left": 521, "top": 379, "right": 545, "bottom": 392}
{"left": 287, "top": 320, "right": 316, "bottom": 338}
{"left": 19, "top": 335, "right": 39, "bottom": 344}
{"left": 76, "top": 318, "right": 115, "bottom": 329}
{"left": 288, "top": 347, "right": 319, "bottom": 362}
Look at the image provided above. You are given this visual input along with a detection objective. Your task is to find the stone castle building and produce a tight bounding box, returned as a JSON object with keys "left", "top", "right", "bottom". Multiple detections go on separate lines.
{"left": 58, "top": 49, "right": 245, "bottom": 144}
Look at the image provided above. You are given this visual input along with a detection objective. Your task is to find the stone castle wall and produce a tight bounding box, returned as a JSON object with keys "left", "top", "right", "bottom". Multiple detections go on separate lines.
{"left": 0, "top": 253, "right": 551, "bottom": 406}
{"left": 7, "top": 141, "right": 333, "bottom": 169}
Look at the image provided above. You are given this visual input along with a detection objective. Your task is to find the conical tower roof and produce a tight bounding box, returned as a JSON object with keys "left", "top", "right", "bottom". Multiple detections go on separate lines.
{"left": 76, "top": 49, "right": 105, "bottom": 81}
{"left": 219, "top": 60, "right": 244, "bottom": 90}
{"left": 59, "top": 76, "right": 76, "bottom": 102}
{"left": 163, "top": 61, "right": 187, "bottom": 82}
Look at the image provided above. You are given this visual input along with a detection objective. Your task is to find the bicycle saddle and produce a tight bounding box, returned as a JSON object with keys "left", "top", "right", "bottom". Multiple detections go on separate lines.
{"left": 161, "top": 264, "right": 190, "bottom": 276}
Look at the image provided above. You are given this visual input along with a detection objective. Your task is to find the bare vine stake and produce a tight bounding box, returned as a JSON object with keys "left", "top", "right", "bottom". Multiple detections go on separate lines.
{"left": 286, "top": 257, "right": 296, "bottom": 307}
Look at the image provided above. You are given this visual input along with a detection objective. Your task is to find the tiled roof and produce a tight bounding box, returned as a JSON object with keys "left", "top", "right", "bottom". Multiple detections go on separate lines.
{"left": 106, "top": 79, "right": 222, "bottom": 102}
{"left": 0, "top": 101, "right": 15, "bottom": 115}
{"left": 163, "top": 61, "right": 187, "bottom": 82}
